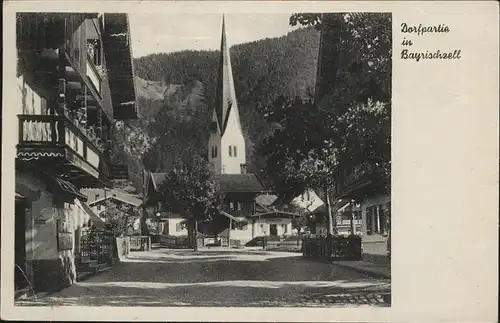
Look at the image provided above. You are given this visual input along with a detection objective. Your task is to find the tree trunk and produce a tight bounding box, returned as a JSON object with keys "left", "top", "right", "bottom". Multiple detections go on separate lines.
{"left": 194, "top": 219, "right": 199, "bottom": 251}
{"left": 187, "top": 217, "right": 196, "bottom": 250}
{"left": 324, "top": 186, "right": 335, "bottom": 235}
{"left": 349, "top": 201, "right": 355, "bottom": 235}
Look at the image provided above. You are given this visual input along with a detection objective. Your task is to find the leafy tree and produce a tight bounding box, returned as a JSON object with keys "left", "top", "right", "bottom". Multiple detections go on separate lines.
{"left": 259, "top": 13, "right": 391, "bottom": 235}
{"left": 259, "top": 96, "right": 339, "bottom": 234}
{"left": 157, "top": 155, "right": 219, "bottom": 249}
{"left": 99, "top": 200, "right": 141, "bottom": 238}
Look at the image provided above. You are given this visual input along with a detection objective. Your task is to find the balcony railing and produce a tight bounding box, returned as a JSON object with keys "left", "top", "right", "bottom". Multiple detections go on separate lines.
{"left": 17, "top": 114, "right": 112, "bottom": 186}
{"left": 86, "top": 53, "right": 102, "bottom": 95}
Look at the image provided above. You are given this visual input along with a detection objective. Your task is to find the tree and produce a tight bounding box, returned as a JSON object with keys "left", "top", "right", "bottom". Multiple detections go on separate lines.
{"left": 157, "top": 155, "right": 219, "bottom": 250}
{"left": 99, "top": 201, "right": 141, "bottom": 238}
{"left": 259, "top": 95, "right": 339, "bottom": 234}
{"left": 259, "top": 13, "right": 391, "bottom": 235}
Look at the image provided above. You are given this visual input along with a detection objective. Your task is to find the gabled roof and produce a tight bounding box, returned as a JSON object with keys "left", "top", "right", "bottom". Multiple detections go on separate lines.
{"left": 151, "top": 173, "right": 168, "bottom": 191}
{"left": 75, "top": 198, "right": 105, "bottom": 228}
{"left": 82, "top": 188, "right": 142, "bottom": 207}
{"left": 255, "top": 194, "right": 279, "bottom": 207}
{"left": 216, "top": 174, "right": 266, "bottom": 193}
{"left": 148, "top": 172, "right": 266, "bottom": 194}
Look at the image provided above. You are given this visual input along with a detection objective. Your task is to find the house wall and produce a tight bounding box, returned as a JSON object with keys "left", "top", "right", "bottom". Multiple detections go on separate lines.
{"left": 16, "top": 169, "right": 91, "bottom": 293}
{"left": 292, "top": 189, "right": 324, "bottom": 212}
{"left": 229, "top": 218, "right": 293, "bottom": 245}
{"left": 361, "top": 194, "right": 391, "bottom": 256}
{"left": 164, "top": 218, "right": 188, "bottom": 237}
{"left": 208, "top": 110, "right": 222, "bottom": 174}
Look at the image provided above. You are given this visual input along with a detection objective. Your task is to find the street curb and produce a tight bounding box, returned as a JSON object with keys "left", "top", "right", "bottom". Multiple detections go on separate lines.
{"left": 331, "top": 262, "right": 391, "bottom": 279}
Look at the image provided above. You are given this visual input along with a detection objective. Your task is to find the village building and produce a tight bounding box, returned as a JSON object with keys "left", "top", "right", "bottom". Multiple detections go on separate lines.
{"left": 332, "top": 163, "right": 390, "bottom": 256}
{"left": 14, "top": 13, "right": 137, "bottom": 296}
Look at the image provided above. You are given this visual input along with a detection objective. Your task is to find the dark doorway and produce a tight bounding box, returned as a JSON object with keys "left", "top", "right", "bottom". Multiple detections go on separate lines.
{"left": 269, "top": 224, "right": 278, "bottom": 236}
{"left": 15, "top": 199, "right": 28, "bottom": 290}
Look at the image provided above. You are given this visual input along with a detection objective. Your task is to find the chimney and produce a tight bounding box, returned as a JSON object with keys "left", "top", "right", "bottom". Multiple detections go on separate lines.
{"left": 240, "top": 163, "right": 247, "bottom": 174}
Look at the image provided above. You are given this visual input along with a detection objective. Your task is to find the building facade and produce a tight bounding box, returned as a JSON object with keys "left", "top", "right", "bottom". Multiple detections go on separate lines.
{"left": 14, "top": 13, "right": 137, "bottom": 295}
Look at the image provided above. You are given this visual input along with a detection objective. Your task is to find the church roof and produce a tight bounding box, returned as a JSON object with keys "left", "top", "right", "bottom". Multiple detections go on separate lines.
{"left": 148, "top": 172, "right": 266, "bottom": 194}
{"left": 216, "top": 173, "right": 266, "bottom": 193}
{"left": 214, "top": 15, "right": 241, "bottom": 135}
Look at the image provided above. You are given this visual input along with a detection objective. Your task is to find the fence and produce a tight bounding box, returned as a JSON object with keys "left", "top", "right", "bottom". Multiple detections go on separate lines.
{"left": 115, "top": 237, "right": 131, "bottom": 260}
{"left": 160, "top": 235, "right": 189, "bottom": 248}
{"left": 302, "top": 235, "right": 362, "bottom": 261}
{"left": 127, "top": 236, "right": 151, "bottom": 251}
{"left": 266, "top": 239, "right": 302, "bottom": 252}
{"left": 79, "top": 230, "right": 113, "bottom": 265}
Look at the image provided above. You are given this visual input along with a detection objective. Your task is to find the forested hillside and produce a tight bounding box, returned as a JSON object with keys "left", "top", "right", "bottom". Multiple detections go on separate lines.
{"left": 112, "top": 26, "right": 321, "bottom": 192}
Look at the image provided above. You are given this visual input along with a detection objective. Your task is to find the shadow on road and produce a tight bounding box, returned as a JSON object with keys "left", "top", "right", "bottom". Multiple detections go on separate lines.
{"left": 16, "top": 248, "right": 391, "bottom": 307}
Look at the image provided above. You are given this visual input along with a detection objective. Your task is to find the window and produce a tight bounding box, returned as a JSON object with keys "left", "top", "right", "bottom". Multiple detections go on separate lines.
{"left": 233, "top": 146, "right": 237, "bottom": 157}
{"left": 229, "top": 146, "right": 232, "bottom": 157}
{"left": 211, "top": 146, "right": 218, "bottom": 158}
{"left": 96, "top": 204, "right": 101, "bottom": 211}
{"left": 365, "top": 205, "right": 388, "bottom": 235}
{"left": 229, "top": 202, "right": 234, "bottom": 210}
{"left": 95, "top": 194, "right": 100, "bottom": 200}
{"left": 237, "top": 202, "right": 242, "bottom": 210}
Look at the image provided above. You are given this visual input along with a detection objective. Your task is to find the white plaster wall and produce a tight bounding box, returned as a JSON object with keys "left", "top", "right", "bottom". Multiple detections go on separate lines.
{"left": 208, "top": 110, "right": 222, "bottom": 174}
{"left": 220, "top": 112, "right": 246, "bottom": 174}
{"left": 292, "top": 189, "right": 324, "bottom": 212}
{"left": 167, "top": 218, "right": 188, "bottom": 236}
{"left": 17, "top": 171, "right": 90, "bottom": 263}
{"left": 229, "top": 224, "right": 253, "bottom": 244}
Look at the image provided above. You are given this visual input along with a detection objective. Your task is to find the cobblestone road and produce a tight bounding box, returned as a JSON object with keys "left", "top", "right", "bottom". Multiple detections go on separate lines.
{"left": 17, "top": 248, "right": 391, "bottom": 307}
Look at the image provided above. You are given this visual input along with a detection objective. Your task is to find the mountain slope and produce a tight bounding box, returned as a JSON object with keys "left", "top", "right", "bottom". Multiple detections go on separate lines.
{"left": 113, "top": 26, "right": 320, "bottom": 192}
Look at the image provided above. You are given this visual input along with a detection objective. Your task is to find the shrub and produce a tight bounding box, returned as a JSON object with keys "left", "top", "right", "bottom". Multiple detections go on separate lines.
{"left": 302, "top": 235, "right": 362, "bottom": 261}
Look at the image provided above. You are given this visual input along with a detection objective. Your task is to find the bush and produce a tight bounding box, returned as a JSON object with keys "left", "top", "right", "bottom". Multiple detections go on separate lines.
{"left": 302, "top": 235, "right": 362, "bottom": 261}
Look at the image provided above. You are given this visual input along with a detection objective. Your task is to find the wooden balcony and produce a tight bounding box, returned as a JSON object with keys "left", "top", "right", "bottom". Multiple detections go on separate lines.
{"left": 16, "top": 114, "right": 112, "bottom": 188}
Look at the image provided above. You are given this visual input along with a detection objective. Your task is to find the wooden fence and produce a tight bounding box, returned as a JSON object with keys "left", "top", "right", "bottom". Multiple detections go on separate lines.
{"left": 127, "top": 236, "right": 151, "bottom": 251}
{"left": 115, "top": 237, "right": 131, "bottom": 260}
{"left": 302, "top": 235, "right": 362, "bottom": 261}
{"left": 160, "top": 235, "right": 190, "bottom": 248}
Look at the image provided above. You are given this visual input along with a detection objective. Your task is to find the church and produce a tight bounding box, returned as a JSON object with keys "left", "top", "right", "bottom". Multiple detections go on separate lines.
{"left": 145, "top": 16, "right": 302, "bottom": 247}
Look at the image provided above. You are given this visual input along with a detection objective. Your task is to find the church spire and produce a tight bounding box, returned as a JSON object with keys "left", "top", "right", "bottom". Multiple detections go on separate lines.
{"left": 214, "top": 14, "right": 241, "bottom": 135}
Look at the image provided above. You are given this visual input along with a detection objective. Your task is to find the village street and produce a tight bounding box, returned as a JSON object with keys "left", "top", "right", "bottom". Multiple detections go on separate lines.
{"left": 18, "top": 247, "right": 390, "bottom": 307}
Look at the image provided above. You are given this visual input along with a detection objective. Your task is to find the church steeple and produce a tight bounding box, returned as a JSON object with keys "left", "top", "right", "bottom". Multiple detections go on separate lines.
{"left": 208, "top": 15, "right": 247, "bottom": 175}
{"left": 214, "top": 14, "right": 242, "bottom": 136}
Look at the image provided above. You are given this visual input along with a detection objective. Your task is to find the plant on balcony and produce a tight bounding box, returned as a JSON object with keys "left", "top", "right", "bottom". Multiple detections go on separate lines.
{"left": 87, "top": 39, "right": 99, "bottom": 62}
{"left": 95, "top": 65, "right": 106, "bottom": 79}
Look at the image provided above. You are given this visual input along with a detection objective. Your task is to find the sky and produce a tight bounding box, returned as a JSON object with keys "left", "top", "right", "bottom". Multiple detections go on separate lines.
{"left": 129, "top": 13, "right": 299, "bottom": 58}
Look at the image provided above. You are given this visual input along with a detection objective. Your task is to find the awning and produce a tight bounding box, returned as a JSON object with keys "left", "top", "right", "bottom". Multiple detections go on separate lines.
{"left": 54, "top": 177, "right": 88, "bottom": 201}
{"left": 15, "top": 192, "right": 26, "bottom": 201}
{"left": 251, "top": 210, "right": 299, "bottom": 219}
{"left": 75, "top": 199, "right": 105, "bottom": 228}
{"left": 219, "top": 210, "right": 247, "bottom": 222}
